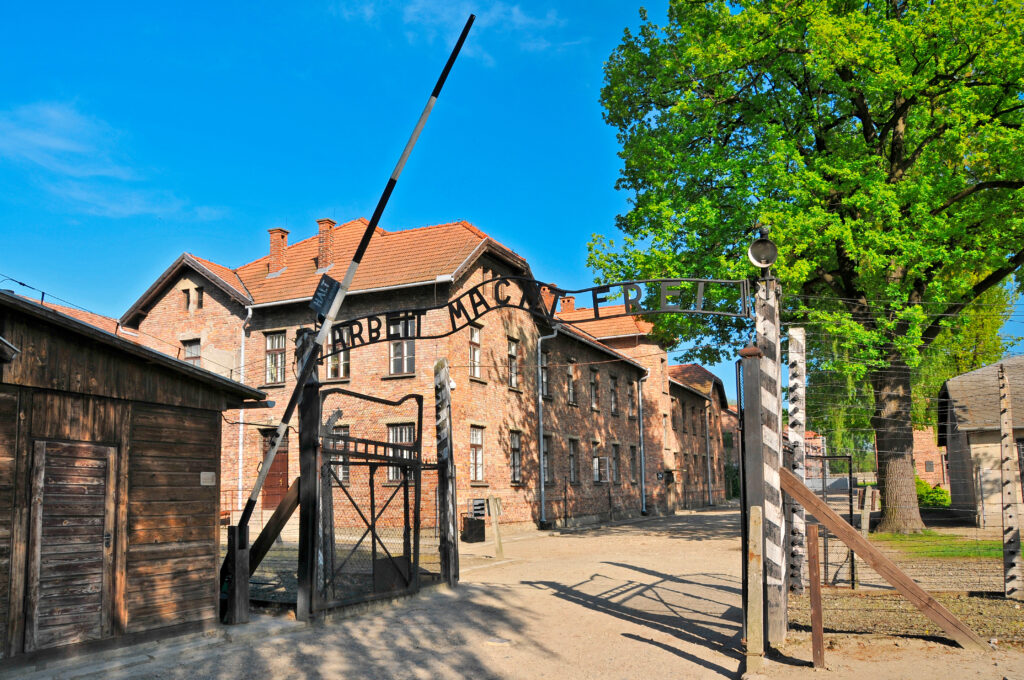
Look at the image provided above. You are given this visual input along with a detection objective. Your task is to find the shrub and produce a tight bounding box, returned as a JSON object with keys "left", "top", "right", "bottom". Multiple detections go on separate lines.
{"left": 916, "top": 477, "right": 951, "bottom": 508}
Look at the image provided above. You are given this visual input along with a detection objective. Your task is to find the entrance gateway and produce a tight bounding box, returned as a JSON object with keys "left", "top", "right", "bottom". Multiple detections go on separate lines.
{"left": 219, "top": 12, "right": 989, "bottom": 672}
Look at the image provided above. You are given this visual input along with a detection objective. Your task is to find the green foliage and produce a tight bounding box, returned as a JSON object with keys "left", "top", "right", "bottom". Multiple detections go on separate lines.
{"left": 724, "top": 462, "right": 741, "bottom": 499}
{"left": 871, "top": 530, "right": 1000, "bottom": 559}
{"left": 915, "top": 476, "right": 951, "bottom": 508}
{"left": 593, "top": 0, "right": 1024, "bottom": 368}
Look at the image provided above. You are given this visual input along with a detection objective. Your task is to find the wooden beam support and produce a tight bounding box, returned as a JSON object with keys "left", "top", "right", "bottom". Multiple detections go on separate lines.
{"left": 248, "top": 478, "right": 300, "bottom": 576}
{"left": 745, "top": 506, "right": 765, "bottom": 674}
{"left": 780, "top": 467, "right": 988, "bottom": 650}
{"left": 807, "top": 524, "right": 825, "bottom": 669}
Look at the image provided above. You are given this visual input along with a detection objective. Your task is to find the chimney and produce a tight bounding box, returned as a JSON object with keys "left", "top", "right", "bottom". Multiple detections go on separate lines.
{"left": 561, "top": 296, "right": 575, "bottom": 313}
{"left": 539, "top": 284, "right": 557, "bottom": 312}
{"left": 317, "top": 218, "right": 336, "bottom": 270}
{"left": 268, "top": 228, "right": 289, "bottom": 273}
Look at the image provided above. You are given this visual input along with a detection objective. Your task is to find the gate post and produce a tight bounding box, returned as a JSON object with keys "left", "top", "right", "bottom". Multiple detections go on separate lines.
{"left": 296, "top": 334, "right": 322, "bottom": 621}
{"left": 785, "top": 327, "right": 806, "bottom": 595}
{"left": 739, "top": 343, "right": 764, "bottom": 646}
{"left": 756, "top": 278, "right": 787, "bottom": 645}
{"left": 434, "top": 359, "right": 459, "bottom": 586}
{"left": 223, "top": 524, "right": 249, "bottom": 624}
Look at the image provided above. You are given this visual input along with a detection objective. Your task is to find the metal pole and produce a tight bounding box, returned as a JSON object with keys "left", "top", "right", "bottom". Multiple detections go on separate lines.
{"left": 235, "top": 13, "right": 476, "bottom": 532}
{"left": 296, "top": 352, "right": 321, "bottom": 621}
{"left": 537, "top": 326, "right": 559, "bottom": 527}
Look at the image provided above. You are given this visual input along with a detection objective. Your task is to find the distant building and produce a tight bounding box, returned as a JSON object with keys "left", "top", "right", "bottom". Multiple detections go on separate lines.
{"left": 938, "top": 356, "right": 1024, "bottom": 527}
{"left": 912, "top": 427, "right": 948, "bottom": 488}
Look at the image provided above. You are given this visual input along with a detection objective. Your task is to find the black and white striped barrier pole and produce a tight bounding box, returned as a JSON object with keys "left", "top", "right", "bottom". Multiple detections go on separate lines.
{"left": 235, "top": 14, "right": 476, "bottom": 533}
{"left": 785, "top": 327, "right": 806, "bottom": 595}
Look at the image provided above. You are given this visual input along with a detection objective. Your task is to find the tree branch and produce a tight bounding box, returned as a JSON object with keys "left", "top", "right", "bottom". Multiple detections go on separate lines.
{"left": 930, "top": 180, "right": 1024, "bottom": 216}
{"left": 920, "top": 249, "right": 1024, "bottom": 348}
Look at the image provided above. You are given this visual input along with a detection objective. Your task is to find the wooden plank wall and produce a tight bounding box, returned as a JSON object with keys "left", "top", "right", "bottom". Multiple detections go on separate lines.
{"left": 2, "top": 310, "right": 228, "bottom": 412}
{"left": 0, "top": 386, "right": 18, "bottom": 659}
{"left": 126, "top": 404, "right": 220, "bottom": 633}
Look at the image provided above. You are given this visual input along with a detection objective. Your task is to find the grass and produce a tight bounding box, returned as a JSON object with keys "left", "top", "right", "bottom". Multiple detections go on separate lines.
{"left": 870, "top": 530, "right": 1002, "bottom": 559}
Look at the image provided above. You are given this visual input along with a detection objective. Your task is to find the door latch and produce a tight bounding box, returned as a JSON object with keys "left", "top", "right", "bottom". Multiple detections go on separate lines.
{"left": 104, "top": 532, "right": 112, "bottom": 549}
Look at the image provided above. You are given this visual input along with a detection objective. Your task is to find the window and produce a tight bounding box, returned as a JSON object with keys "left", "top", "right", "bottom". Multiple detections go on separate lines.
{"left": 540, "top": 352, "right": 550, "bottom": 398}
{"left": 470, "top": 426, "right": 484, "bottom": 482}
{"left": 663, "top": 414, "right": 668, "bottom": 442}
{"left": 326, "top": 327, "right": 350, "bottom": 380}
{"left": 265, "top": 332, "right": 286, "bottom": 384}
{"left": 332, "top": 425, "right": 350, "bottom": 483}
{"left": 567, "top": 362, "right": 576, "bottom": 404}
{"left": 195, "top": 286, "right": 204, "bottom": 309}
{"left": 612, "top": 444, "right": 621, "bottom": 483}
{"left": 610, "top": 376, "right": 619, "bottom": 414}
{"left": 672, "top": 398, "right": 679, "bottom": 430}
{"left": 389, "top": 317, "right": 416, "bottom": 375}
{"left": 722, "top": 431, "right": 734, "bottom": 450}
{"left": 629, "top": 445, "right": 638, "bottom": 482}
{"left": 568, "top": 439, "right": 579, "bottom": 484}
{"left": 507, "top": 338, "right": 519, "bottom": 388}
{"left": 543, "top": 435, "right": 553, "bottom": 484}
{"left": 469, "top": 326, "right": 481, "bottom": 379}
{"left": 182, "top": 288, "right": 190, "bottom": 310}
{"left": 510, "top": 431, "right": 522, "bottom": 483}
{"left": 628, "top": 381, "right": 636, "bottom": 418}
{"left": 691, "top": 406, "right": 698, "bottom": 434}
{"left": 925, "top": 460, "right": 935, "bottom": 473}
{"left": 592, "top": 443, "right": 608, "bottom": 483}
{"left": 387, "top": 423, "right": 414, "bottom": 482}
{"left": 589, "top": 369, "right": 599, "bottom": 409}
{"left": 182, "top": 339, "right": 200, "bottom": 366}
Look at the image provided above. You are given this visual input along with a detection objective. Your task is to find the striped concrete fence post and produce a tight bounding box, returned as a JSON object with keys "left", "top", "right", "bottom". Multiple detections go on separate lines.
{"left": 785, "top": 327, "right": 806, "bottom": 595}
{"left": 756, "top": 278, "right": 786, "bottom": 645}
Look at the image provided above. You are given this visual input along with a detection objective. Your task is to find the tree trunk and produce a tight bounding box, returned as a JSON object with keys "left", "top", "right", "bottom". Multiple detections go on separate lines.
{"left": 870, "top": 358, "right": 925, "bottom": 533}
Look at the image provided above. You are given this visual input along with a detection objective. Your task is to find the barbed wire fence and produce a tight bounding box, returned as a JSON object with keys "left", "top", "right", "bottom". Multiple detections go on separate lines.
{"left": 782, "top": 295, "right": 1024, "bottom": 643}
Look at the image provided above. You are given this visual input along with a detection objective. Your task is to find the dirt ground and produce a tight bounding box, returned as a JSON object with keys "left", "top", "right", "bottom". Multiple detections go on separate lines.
{"left": 27, "top": 509, "right": 1024, "bottom": 679}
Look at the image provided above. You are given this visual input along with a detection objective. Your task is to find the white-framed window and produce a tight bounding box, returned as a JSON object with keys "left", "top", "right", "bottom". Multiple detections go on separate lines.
{"left": 540, "top": 351, "right": 550, "bottom": 398}
{"left": 589, "top": 369, "right": 599, "bottom": 409}
{"left": 333, "top": 425, "right": 350, "bottom": 484}
{"left": 387, "top": 423, "right": 414, "bottom": 482}
{"left": 567, "top": 362, "right": 576, "bottom": 404}
{"left": 326, "top": 327, "right": 351, "bottom": 380}
{"left": 568, "top": 439, "right": 579, "bottom": 484}
{"left": 265, "top": 331, "right": 286, "bottom": 384}
{"left": 510, "top": 431, "right": 522, "bottom": 483}
{"left": 628, "top": 381, "right": 637, "bottom": 418}
{"left": 592, "top": 443, "right": 608, "bottom": 483}
{"left": 182, "top": 339, "right": 201, "bottom": 366}
{"left": 542, "top": 435, "right": 553, "bottom": 485}
{"left": 629, "top": 445, "right": 638, "bottom": 482}
{"left": 610, "top": 375, "right": 619, "bottom": 414}
{"left": 389, "top": 317, "right": 416, "bottom": 375}
{"left": 612, "top": 444, "right": 621, "bottom": 483}
{"left": 470, "top": 426, "right": 484, "bottom": 482}
{"left": 469, "top": 325, "right": 481, "bottom": 379}
{"left": 507, "top": 338, "right": 519, "bottom": 388}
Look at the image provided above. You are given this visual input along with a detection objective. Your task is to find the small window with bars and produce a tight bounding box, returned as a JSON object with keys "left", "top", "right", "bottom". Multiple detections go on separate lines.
{"left": 387, "top": 423, "right": 414, "bottom": 482}
{"left": 182, "top": 339, "right": 200, "bottom": 366}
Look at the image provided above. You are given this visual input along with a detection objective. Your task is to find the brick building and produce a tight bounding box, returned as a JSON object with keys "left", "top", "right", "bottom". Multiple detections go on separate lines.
{"left": 912, "top": 426, "right": 948, "bottom": 488}
{"left": 119, "top": 218, "right": 731, "bottom": 530}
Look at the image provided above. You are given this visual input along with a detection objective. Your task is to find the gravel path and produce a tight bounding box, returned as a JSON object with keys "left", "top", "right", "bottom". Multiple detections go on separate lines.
{"left": 13, "top": 509, "right": 1024, "bottom": 680}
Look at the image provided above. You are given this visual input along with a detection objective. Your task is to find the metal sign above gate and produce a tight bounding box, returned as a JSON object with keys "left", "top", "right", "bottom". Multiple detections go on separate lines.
{"left": 321, "top": 274, "right": 753, "bottom": 358}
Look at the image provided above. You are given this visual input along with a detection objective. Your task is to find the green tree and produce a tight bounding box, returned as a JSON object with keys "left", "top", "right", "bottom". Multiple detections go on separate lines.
{"left": 592, "top": 0, "right": 1024, "bottom": 532}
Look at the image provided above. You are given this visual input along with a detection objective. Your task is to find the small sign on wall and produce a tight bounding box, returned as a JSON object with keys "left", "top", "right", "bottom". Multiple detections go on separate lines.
{"left": 200, "top": 471, "right": 216, "bottom": 486}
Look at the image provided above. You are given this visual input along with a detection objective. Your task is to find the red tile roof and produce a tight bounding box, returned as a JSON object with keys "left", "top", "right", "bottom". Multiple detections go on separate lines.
{"left": 668, "top": 363, "right": 728, "bottom": 407}
{"left": 557, "top": 303, "right": 653, "bottom": 338}
{"left": 235, "top": 219, "right": 528, "bottom": 304}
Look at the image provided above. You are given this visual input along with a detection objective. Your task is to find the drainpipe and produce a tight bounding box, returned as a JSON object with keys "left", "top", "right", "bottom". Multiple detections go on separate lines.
{"left": 704, "top": 403, "right": 714, "bottom": 506}
{"left": 236, "top": 306, "right": 253, "bottom": 512}
{"left": 537, "top": 324, "right": 560, "bottom": 527}
{"left": 639, "top": 369, "right": 649, "bottom": 515}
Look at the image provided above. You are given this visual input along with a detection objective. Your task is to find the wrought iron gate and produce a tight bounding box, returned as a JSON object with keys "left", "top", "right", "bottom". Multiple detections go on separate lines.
{"left": 315, "top": 388, "right": 440, "bottom": 611}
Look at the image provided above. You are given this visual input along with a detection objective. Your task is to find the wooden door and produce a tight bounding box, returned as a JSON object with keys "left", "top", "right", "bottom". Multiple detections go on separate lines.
{"left": 261, "top": 430, "right": 289, "bottom": 510}
{"left": 25, "top": 441, "right": 116, "bottom": 652}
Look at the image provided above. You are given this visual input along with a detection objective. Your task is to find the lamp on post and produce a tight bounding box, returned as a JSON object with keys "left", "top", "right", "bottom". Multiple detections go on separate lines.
{"left": 747, "top": 226, "right": 778, "bottom": 278}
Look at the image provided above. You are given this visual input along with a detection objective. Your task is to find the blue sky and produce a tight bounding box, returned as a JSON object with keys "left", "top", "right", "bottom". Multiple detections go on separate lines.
{"left": 3, "top": 2, "right": 1019, "bottom": 402}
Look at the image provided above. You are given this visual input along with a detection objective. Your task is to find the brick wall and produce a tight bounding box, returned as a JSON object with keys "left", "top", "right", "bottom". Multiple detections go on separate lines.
{"left": 913, "top": 427, "right": 948, "bottom": 487}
